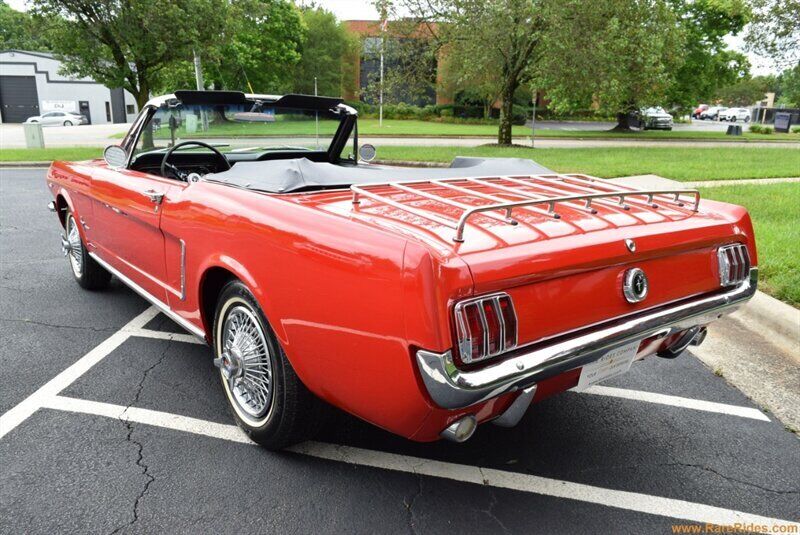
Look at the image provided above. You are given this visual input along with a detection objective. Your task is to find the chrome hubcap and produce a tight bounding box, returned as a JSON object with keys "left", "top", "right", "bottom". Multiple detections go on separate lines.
{"left": 63, "top": 216, "right": 83, "bottom": 276}
{"left": 214, "top": 305, "right": 273, "bottom": 419}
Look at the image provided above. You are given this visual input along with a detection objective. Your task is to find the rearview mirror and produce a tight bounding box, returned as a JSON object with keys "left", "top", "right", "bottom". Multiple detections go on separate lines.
{"left": 359, "top": 143, "right": 376, "bottom": 162}
{"left": 103, "top": 145, "right": 127, "bottom": 169}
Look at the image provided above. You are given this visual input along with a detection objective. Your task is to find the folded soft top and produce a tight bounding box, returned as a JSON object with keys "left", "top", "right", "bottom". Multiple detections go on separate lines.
{"left": 204, "top": 156, "right": 555, "bottom": 193}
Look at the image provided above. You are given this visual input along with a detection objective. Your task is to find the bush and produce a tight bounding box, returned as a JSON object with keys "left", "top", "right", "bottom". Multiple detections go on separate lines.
{"left": 792, "top": 126, "right": 800, "bottom": 134}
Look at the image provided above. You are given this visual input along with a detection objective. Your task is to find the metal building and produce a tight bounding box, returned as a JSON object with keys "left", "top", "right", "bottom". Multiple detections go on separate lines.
{"left": 0, "top": 50, "right": 138, "bottom": 124}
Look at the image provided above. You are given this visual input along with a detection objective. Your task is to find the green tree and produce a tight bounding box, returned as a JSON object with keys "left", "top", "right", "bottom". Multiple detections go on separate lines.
{"left": 156, "top": 0, "right": 305, "bottom": 94}
{"left": 292, "top": 6, "right": 357, "bottom": 97}
{"left": 31, "top": 0, "right": 226, "bottom": 109}
{"left": 0, "top": 1, "right": 51, "bottom": 51}
{"left": 775, "top": 64, "right": 800, "bottom": 107}
{"left": 402, "top": 0, "right": 547, "bottom": 145}
{"left": 715, "top": 75, "right": 775, "bottom": 106}
{"left": 745, "top": 0, "right": 799, "bottom": 70}
{"left": 666, "top": 0, "right": 751, "bottom": 108}
{"left": 537, "top": 0, "right": 684, "bottom": 131}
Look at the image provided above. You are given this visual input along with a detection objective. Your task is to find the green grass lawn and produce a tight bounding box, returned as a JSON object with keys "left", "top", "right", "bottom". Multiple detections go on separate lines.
{"left": 0, "top": 147, "right": 102, "bottom": 162}
{"left": 109, "top": 118, "right": 800, "bottom": 141}
{"left": 376, "top": 145, "right": 800, "bottom": 182}
{"left": 701, "top": 183, "right": 799, "bottom": 307}
{"left": 4, "top": 145, "right": 800, "bottom": 183}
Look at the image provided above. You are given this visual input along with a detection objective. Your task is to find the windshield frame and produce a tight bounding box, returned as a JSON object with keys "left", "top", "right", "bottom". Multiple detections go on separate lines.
{"left": 120, "top": 93, "right": 357, "bottom": 169}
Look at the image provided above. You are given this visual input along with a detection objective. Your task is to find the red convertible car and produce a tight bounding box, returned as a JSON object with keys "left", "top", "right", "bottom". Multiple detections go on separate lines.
{"left": 47, "top": 91, "right": 757, "bottom": 448}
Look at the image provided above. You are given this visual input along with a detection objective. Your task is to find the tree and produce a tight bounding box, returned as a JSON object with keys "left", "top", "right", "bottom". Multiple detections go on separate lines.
{"left": 0, "top": 1, "right": 52, "bottom": 51}
{"left": 666, "top": 0, "right": 750, "bottom": 108}
{"left": 155, "top": 0, "right": 305, "bottom": 94}
{"left": 775, "top": 64, "right": 800, "bottom": 107}
{"left": 31, "top": 0, "right": 226, "bottom": 109}
{"left": 715, "top": 75, "right": 775, "bottom": 106}
{"left": 293, "top": 6, "right": 358, "bottom": 97}
{"left": 745, "top": 0, "right": 800, "bottom": 70}
{"left": 401, "top": 0, "right": 546, "bottom": 145}
{"left": 536, "top": 0, "right": 684, "bottom": 131}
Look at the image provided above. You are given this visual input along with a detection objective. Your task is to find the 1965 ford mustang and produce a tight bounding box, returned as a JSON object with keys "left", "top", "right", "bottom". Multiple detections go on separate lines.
{"left": 47, "top": 90, "right": 757, "bottom": 448}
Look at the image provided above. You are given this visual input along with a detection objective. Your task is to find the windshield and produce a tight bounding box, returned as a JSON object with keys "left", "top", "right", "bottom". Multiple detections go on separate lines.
{"left": 132, "top": 102, "right": 344, "bottom": 157}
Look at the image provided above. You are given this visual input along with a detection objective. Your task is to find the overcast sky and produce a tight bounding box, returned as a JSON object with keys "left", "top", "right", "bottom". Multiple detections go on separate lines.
{"left": 7, "top": 0, "right": 776, "bottom": 75}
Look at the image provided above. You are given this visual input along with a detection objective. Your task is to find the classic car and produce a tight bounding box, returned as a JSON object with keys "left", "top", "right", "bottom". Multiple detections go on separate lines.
{"left": 640, "top": 107, "right": 673, "bottom": 130}
{"left": 47, "top": 90, "right": 758, "bottom": 449}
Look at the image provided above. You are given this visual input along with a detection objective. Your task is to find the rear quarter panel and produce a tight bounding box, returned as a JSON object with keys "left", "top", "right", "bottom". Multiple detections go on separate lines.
{"left": 161, "top": 181, "right": 454, "bottom": 438}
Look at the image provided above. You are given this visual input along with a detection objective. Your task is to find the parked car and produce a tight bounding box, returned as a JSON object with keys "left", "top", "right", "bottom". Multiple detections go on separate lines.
{"left": 24, "top": 110, "right": 86, "bottom": 126}
{"left": 719, "top": 108, "right": 751, "bottom": 122}
{"left": 699, "top": 106, "right": 726, "bottom": 121}
{"left": 641, "top": 107, "right": 673, "bottom": 130}
{"left": 46, "top": 91, "right": 758, "bottom": 449}
{"left": 692, "top": 104, "right": 708, "bottom": 119}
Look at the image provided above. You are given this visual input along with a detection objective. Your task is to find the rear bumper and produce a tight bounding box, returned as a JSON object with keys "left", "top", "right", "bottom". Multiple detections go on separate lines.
{"left": 416, "top": 268, "right": 757, "bottom": 410}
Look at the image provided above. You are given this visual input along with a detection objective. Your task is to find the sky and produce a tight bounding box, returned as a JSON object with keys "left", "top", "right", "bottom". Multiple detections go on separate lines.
{"left": 6, "top": 0, "right": 777, "bottom": 75}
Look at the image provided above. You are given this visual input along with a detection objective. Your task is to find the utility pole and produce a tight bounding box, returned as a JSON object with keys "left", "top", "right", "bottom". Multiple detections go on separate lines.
{"left": 379, "top": 3, "right": 388, "bottom": 127}
{"left": 530, "top": 88, "right": 536, "bottom": 148}
{"left": 193, "top": 49, "right": 208, "bottom": 131}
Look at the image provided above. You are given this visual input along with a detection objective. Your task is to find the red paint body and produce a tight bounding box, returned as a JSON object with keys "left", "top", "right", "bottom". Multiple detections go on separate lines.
{"left": 47, "top": 159, "right": 757, "bottom": 441}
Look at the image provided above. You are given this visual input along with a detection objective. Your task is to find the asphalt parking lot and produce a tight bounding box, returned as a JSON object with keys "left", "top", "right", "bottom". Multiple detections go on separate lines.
{"left": 1, "top": 168, "right": 799, "bottom": 534}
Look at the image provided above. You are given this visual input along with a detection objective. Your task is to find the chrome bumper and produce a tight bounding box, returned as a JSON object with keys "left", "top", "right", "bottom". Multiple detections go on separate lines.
{"left": 416, "top": 268, "right": 757, "bottom": 410}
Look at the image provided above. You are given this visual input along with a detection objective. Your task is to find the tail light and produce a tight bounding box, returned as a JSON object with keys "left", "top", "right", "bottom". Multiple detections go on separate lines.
{"left": 454, "top": 293, "right": 518, "bottom": 364}
{"left": 717, "top": 244, "right": 750, "bottom": 287}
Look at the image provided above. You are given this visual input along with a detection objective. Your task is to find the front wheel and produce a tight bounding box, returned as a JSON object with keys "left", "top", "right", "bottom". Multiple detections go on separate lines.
{"left": 213, "top": 281, "right": 325, "bottom": 449}
{"left": 63, "top": 211, "right": 110, "bottom": 290}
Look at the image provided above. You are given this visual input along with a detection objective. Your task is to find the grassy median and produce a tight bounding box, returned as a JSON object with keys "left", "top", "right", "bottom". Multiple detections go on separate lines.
{"left": 702, "top": 182, "right": 799, "bottom": 307}
{"left": 377, "top": 145, "right": 800, "bottom": 181}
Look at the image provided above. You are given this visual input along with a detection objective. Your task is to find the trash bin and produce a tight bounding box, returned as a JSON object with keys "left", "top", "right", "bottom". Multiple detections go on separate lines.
{"left": 725, "top": 124, "right": 742, "bottom": 136}
{"left": 23, "top": 122, "right": 45, "bottom": 148}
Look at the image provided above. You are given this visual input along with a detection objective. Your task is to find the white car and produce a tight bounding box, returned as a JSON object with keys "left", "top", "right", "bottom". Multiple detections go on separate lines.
{"left": 641, "top": 107, "right": 673, "bottom": 130}
{"left": 699, "top": 106, "right": 726, "bottom": 120}
{"left": 24, "top": 111, "right": 86, "bottom": 127}
{"left": 719, "top": 108, "right": 751, "bottom": 122}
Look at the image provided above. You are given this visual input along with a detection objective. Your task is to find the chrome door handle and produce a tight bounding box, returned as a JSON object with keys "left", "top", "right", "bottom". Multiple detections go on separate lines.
{"left": 142, "top": 189, "right": 165, "bottom": 204}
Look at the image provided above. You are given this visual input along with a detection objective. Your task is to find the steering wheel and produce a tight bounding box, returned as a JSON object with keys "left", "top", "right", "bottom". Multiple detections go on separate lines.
{"left": 160, "top": 140, "right": 231, "bottom": 180}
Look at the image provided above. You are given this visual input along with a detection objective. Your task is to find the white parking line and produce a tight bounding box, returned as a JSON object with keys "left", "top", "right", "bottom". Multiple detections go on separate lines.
{"left": 40, "top": 395, "right": 800, "bottom": 530}
{"left": 0, "top": 306, "right": 159, "bottom": 440}
{"left": 131, "top": 329, "right": 206, "bottom": 345}
{"left": 580, "top": 385, "right": 771, "bottom": 422}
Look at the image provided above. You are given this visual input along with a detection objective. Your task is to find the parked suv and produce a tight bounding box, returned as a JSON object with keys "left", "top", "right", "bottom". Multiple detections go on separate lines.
{"left": 719, "top": 108, "right": 751, "bottom": 122}
{"left": 641, "top": 107, "right": 673, "bottom": 130}
{"left": 699, "top": 107, "right": 726, "bottom": 121}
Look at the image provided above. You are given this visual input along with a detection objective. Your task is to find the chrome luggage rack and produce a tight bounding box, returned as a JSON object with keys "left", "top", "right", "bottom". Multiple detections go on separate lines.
{"left": 351, "top": 174, "right": 700, "bottom": 242}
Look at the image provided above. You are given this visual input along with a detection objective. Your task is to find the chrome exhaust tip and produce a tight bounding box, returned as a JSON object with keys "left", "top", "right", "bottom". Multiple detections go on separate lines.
{"left": 690, "top": 326, "right": 707, "bottom": 347}
{"left": 440, "top": 415, "right": 477, "bottom": 443}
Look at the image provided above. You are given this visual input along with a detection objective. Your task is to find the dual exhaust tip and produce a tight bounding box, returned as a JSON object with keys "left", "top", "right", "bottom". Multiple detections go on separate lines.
{"left": 441, "top": 327, "right": 709, "bottom": 442}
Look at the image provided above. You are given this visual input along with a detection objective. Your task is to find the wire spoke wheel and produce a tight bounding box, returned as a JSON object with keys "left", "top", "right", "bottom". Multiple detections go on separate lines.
{"left": 217, "top": 305, "right": 273, "bottom": 422}
{"left": 64, "top": 215, "right": 84, "bottom": 277}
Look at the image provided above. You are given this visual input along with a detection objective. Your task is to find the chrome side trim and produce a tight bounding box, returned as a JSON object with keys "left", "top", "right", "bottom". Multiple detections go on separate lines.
{"left": 179, "top": 239, "right": 186, "bottom": 301}
{"left": 416, "top": 268, "right": 757, "bottom": 410}
{"left": 88, "top": 251, "right": 206, "bottom": 340}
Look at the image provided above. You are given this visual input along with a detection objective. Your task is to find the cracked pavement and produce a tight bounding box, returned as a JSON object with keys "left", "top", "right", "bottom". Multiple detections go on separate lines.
{"left": 2, "top": 167, "right": 799, "bottom": 534}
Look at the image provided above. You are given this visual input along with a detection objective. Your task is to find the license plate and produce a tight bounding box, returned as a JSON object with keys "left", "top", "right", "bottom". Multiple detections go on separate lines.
{"left": 574, "top": 340, "right": 640, "bottom": 392}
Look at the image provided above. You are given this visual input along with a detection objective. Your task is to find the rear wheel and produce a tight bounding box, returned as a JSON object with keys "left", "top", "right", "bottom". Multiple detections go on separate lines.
{"left": 63, "top": 211, "right": 110, "bottom": 290}
{"left": 213, "top": 280, "right": 325, "bottom": 449}
{"left": 63, "top": 120, "right": 73, "bottom": 126}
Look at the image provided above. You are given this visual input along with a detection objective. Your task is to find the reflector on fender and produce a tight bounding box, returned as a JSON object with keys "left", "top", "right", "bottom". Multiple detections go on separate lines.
{"left": 454, "top": 293, "right": 518, "bottom": 364}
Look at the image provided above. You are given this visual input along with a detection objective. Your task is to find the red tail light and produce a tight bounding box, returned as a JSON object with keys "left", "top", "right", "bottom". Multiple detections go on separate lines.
{"left": 454, "top": 293, "right": 518, "bottom": 364}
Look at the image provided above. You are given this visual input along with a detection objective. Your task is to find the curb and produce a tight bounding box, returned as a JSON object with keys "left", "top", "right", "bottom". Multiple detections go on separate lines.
{"left": 0, "top": 161, "right": 50, "bottom": 168}
{"left": 732, "top": 291, "right": 800, "bottom": 363}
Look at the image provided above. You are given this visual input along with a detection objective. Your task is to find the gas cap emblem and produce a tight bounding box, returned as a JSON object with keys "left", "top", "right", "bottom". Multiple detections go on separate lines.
{"left": 623, "top": 267, "right": 649, "bottom": 303}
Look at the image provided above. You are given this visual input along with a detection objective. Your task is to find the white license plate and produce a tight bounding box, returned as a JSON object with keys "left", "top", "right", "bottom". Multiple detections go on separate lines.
{"left": 574, "top": 340, "right": 640, "bottom": 392}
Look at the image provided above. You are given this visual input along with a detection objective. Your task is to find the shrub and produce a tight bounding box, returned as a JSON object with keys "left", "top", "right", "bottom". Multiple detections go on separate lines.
{"left": 792, "top": 126, "right": 800, "bottom": 134}
{"left": 749, "top": 124, "right": 763, "bottom": 133}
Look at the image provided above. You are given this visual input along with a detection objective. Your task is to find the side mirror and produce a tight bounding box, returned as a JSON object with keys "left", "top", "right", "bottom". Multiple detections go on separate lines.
{"left": 359, "top": 143, "right": 376, "bottom": 162}
{"left": 103, "top": 145, "right": 127, "bottom": 169}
